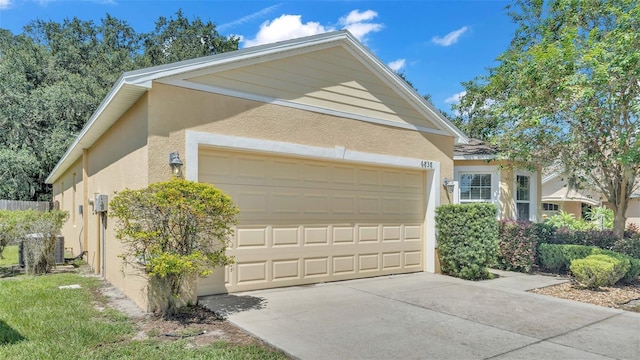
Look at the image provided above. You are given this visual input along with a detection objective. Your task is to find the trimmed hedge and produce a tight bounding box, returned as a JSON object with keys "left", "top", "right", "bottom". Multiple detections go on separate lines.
{"left": 435, "top": 203, "right": 498, "bottom": 280}
{"left": 570, "top": 254, "right": 629, "bottom": 289}
{"left": 537, "top": 244, "right": 594, "bottom": 273}
{"left": 538, "top": 244, "right": 640, "bottom": 284}
{"left": 496, "top": 220, "right": 539, "bottom": 273}
{"left": 546, "top": 228, "right": 618, "bottom": 250}
{"left": 591, "top": 248, "right": 640, "bottom": 284}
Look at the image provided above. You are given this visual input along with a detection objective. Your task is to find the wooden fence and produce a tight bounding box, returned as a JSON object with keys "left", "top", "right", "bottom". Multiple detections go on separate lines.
{"left": 0, "top": 200, "right": 51, "bottom": 212}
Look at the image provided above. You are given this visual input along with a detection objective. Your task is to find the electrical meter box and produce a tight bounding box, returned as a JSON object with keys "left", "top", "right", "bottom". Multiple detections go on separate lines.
{"left": 94, "top": 194, "right": 108, "bottom": 213}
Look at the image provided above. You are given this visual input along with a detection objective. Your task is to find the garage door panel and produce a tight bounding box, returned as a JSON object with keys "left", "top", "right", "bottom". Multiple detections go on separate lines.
{"left": 382, "top": 252, "right": 402, "bottom": 269}
{"left": 236, "top": 228, "right": 267, "bottom": 248}
{"left": 304, "top": 258, "right": 329, "bottom": 277}
{"left": 382, "top": 226, "right": 401, "bottom": 241}
{"left": 304, "top": 227, "right": 329, "bottom": 245}
{"left": 236, "top": 262, "right": 268, "bottom": 284}
{"left": 197, "top": 148, "right": 426, "bottom": 295}
{"left": 359, "top": 254, "right": 380, "bottom": 271}
{"left": 272, "top": 227, "right": 299, "bottom": 246}
{"left": 333, "top": 226, "right": 355, "bottom": 243}
{"left": 272, "top": 259, "right": 300, "bottom": 281}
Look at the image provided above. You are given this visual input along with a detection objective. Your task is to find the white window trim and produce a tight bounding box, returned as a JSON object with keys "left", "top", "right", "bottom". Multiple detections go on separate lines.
{"left": 515, "top": 170, "right": 538, "bottom": 222}
{"left": 454, "top": 165, "right": 501, "bottom": 216}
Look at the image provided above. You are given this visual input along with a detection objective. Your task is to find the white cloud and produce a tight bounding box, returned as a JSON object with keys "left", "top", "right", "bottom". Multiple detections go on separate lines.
{"left": 0, "top": 0, "right": 11, "bottom": 9}
{"left": 243, "top": 14, "right": 330, "bottom": 47}
{"left": 218, "top": 4, "right": 281, "bottom": 31}
{"left": 243, "top": 9, "right": 383, "bottom": 48}
{"left": 432, "top": 26, "right": 469, "bottom": 47}
{"left": 388, "top": 59, "right": 406, "bottom": 72}
{"left": 340, "top": 9, "right": 378, "bottom": 25}
{"left": 444, "top": 91, "right": 467, "bottom": 104}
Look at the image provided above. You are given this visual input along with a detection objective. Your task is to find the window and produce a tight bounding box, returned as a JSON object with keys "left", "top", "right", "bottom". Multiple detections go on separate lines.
{"left": 459, "top": 174, "right": 492, "bottom": 203}
{"left": 516, "top": 175, "right": 530, "bottom": 221}
{"left": 542, "top": 203, "right": 559, "bottom": 211}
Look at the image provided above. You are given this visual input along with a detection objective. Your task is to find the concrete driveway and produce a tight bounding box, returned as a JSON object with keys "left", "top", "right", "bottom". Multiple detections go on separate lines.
{"left": 200, "top": 271, "right": 640, "bottom": 359}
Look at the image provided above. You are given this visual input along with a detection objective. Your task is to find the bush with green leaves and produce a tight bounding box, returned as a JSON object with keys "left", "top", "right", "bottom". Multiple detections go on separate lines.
{"left": 435, "top": 203, "right": 498, "bottom": 280}
{"left": 591, "top": 248, "right": 640, "bottom": 284}
{"left": 110, "top": 179, "right": 238, "bottom": 314}
{"left": 0, "top": 210, "right": 68, "bottom": 273}
{"left": 570, "top": 254, "right": 629, "bottom": 289}
{"left": 496, "top": 220, "right": 539, "bottom": 273}
{"left": 613, "top": 234, "right": 640, "bottom": 259}
{"left": 537, "top": 243, "right": 594, "bottom": 273}
{"left": 545, "top": 207, "right": 613, "bottom": 231}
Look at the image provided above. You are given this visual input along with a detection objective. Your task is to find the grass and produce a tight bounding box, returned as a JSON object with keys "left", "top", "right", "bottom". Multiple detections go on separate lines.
{"left": 0, "top": 245, "right": 19, "bottom": 266}
{"left": 0, "top": 273, "right": 286, "bottom": 360}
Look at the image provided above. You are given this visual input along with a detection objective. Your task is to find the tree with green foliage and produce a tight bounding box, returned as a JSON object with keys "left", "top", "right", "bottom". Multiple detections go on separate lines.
{"left": 110, "top": 179, "right": 238, "bottom": 314}
{"left": 141, "top": 9, "right": 239, "bottom": 66}
{"left": 0, "top": 11, "right": 239, "bottom": 201}
{"left": 454, "top": 0, "right": 639, "bottom": 238}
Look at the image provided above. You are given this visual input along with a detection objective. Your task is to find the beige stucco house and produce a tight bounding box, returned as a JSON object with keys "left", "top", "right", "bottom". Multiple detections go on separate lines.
{"left": 46, "top": 30, "right": 467, "bottom": 310}
{"left": 541, "top": 172, "right": 640, "bottom": 227}
{"left": 451, "top": 139, "right": 542, "bottom": 222}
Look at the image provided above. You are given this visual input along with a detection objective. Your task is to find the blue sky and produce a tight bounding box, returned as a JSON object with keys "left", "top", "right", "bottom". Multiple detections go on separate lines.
{"left": 0, "top": 0, "right": 516, "bottom": 112}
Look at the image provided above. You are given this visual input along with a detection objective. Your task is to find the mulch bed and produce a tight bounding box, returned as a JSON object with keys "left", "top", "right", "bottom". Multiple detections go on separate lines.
{"left": 529, "top": 279, "right": 640, "bottom": 311}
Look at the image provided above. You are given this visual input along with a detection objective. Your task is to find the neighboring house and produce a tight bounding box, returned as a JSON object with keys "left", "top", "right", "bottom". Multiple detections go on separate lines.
{"left": 541, "top": 173, "right": 640, "bottom": 227}
{"left": 46, "top": 30, "right": 467, "bottom": 310}
{"left": 452, "top": 139, "right": 541, "bottom": 222}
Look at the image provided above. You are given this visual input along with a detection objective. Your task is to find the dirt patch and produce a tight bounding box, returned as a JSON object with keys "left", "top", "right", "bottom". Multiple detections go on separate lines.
{"left": 93, "top": 274, "right": 276, "bottom": 350}
{"left": 530, "top": 278, "right": 640, "bottom": 311}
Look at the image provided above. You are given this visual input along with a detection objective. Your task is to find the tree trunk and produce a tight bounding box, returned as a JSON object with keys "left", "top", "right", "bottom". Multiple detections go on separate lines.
{"left": 612, "top": 205, "right": 627, "bottom": 239}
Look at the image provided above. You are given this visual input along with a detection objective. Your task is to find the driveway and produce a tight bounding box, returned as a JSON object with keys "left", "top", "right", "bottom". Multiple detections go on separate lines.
{"left": 199, "top": 271, "right": 640, "bottom": 359}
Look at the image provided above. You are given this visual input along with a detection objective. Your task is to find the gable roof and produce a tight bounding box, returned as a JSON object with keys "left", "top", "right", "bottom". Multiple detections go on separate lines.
{"left": 46, "top": 30, "right": 468, "bottom": 184}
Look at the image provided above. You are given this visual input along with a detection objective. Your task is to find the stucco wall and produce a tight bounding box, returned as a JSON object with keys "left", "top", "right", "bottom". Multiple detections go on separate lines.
{"left": 147, "top": 83, "right": 455, "bottom": 205}
{"left": 52, "top": 158, "right": 85, "bottom": 258}
{"left": 83, "top": 96, "right": 150, "bottom": 310}
{"left": 626, "top": 199, "right": 640, "bottom": 228}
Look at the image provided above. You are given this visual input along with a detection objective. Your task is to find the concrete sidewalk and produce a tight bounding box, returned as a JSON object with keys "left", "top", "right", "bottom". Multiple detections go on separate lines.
{"left": 200, "top": 271, "right": 640, "bottom": 360}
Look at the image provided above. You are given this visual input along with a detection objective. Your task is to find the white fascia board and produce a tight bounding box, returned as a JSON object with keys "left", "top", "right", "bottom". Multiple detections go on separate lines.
{"left": 542, "top": 172, "right": 560, "bottom": 184}
{"left": 185, "top": 131, "right": 439, "bottom": 181}
{"left": 125, "top": 32, "right": 351, "bottom": 87}
{"left": 541, "top": 195, "right": 601, "bottom": 207}
{"left": 162, "top": 78, "right": 452, "bottom": 137}
{"left": 46, "top": 79, "right": 149, "bottom": 183}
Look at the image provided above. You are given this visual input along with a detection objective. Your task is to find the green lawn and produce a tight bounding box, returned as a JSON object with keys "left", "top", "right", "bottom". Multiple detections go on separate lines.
{"left": 0, "top": 245, "right": 19, "bottom": 266}
{"left": 0, "top": 273, "right": 286, "bottom": 359}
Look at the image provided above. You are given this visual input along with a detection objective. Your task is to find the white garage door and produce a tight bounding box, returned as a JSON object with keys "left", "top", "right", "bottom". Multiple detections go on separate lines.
{"left": 197, "top": 148, "right": 426, "bottom": 295}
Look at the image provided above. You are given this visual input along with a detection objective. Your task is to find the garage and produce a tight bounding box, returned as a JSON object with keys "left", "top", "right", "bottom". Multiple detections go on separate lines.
{"left": 196, "top": 145, "right": 427, "bottom": 295}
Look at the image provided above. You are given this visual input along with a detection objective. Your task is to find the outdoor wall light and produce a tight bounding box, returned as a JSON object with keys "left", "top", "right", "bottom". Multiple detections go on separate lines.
{"left": 443, "top": 178, "right": 455, "bottom": 194}
{"left": 169, "top": 151, "right": 183, "bottom": 178}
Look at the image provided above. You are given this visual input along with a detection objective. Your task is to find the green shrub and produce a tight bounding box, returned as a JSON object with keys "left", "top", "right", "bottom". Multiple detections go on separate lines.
{"left": 110, "top": 179, "right": 238, "bottom": 315}
{"left": 613, "top": 234, "right": 640, "bottom": 259}
{"left": 545, "top": 207, "right": 613, "bottom": 231}
{"left": 534, "top": 222, "right": 556, "bottom": 244}
{"left": 591, "top": 248, "right": 640, "bottom": 284}
{"left": 496, "top": 220, "right": 538, "bottom": 273}
{"left": 570, "top": 254, "right": 629, "bottom": 289}
{"left": 537, "top": 243, "right": 594, "bottom": 273}
{"left": 435, "top": 203, "right": 498, "bottom": 280}
{"left": 549, "top": 228, "right": 618, "bottom": 250}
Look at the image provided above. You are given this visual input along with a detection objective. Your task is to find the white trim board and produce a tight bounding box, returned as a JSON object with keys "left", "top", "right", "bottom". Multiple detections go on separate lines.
{"left": 185, "top": 130, "right": 441, "bottom": 274}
